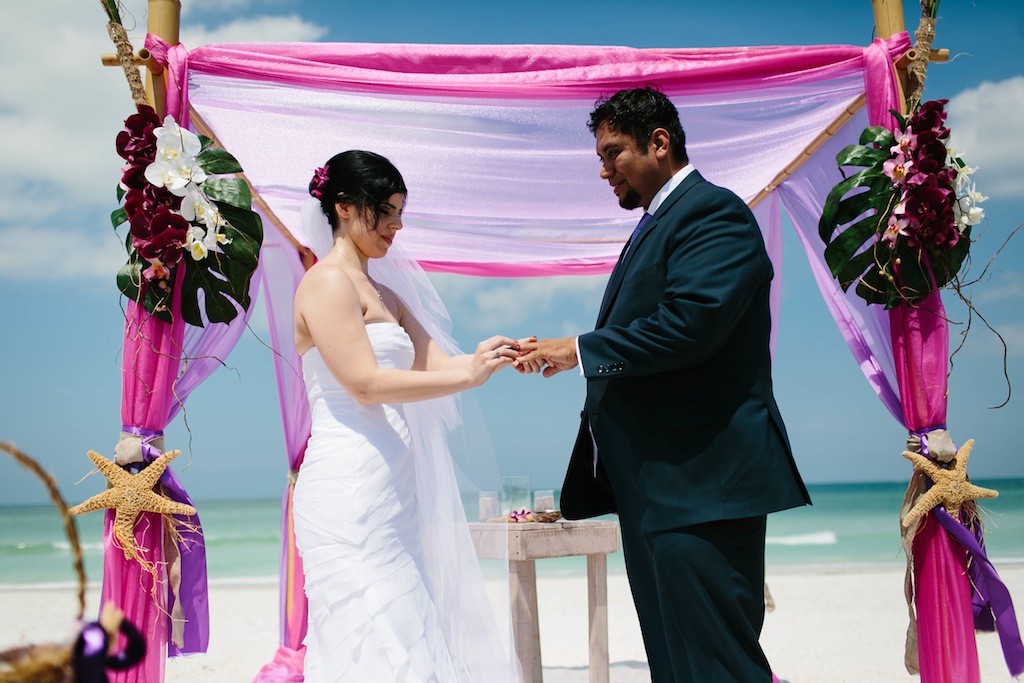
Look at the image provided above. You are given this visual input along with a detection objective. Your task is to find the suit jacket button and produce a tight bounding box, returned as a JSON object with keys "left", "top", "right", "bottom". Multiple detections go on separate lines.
{"left": 580, "top": 411, "right": 585, "bottom": 419}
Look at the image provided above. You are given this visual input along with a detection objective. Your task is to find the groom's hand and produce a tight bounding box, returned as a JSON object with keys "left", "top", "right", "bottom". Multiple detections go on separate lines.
{"left": 510, "top": 336, "right": 543, "bottom": 374}
{"left": 514, "top": 337, "right": 578, "bottom": 377}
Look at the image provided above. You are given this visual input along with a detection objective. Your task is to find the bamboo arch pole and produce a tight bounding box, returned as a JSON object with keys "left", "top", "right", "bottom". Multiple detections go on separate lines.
{"left": 747, "top": 0, "right": 944, "bottom": 210}
{"left": 871, "top": 3, "right": 980, "bottom": 681}
{"left": 188, "top": 108, "right": 318, "bottom": 270}
{"left": 748, "top": 0, "right": 905, "bottom": 210}
{"left": 146, "top": 0, "right": 180, "bottom": 118}
{"left": 872, "top": 0, "right": 911, "bottom": 115}
{"left": 747, "top": 94, "right": 866, "bottom": 210}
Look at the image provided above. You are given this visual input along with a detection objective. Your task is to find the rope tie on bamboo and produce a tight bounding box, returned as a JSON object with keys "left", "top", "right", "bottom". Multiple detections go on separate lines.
{"left": 907, "top": 16, "right": 937, "bottom": 111}
{"left": 105, "top": 19, "right": 148, "bottom": 106}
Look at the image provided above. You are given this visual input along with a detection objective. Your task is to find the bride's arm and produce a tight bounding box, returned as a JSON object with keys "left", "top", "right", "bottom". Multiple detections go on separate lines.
{"left": 296, "top": 266, "right": 515, "bottom": 405}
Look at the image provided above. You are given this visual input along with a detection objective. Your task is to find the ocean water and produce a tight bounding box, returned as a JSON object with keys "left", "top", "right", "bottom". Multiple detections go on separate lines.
{"left": 2, "top": 479, "right": 1023, "bottom": 588}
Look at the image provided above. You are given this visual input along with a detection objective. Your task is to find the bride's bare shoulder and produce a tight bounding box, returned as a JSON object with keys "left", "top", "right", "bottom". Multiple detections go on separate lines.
{"left": 297, "top": 260, "right": 357, "bottom": 296}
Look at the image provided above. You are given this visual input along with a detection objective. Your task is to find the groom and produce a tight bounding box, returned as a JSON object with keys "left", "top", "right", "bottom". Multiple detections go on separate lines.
{"left": 517, "top": 87, "right": 810, "bottom": 682}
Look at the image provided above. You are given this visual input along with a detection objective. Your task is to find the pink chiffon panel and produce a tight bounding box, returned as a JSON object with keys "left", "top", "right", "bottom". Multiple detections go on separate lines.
{"left": 912, "top": 517, "right": 981, "bottom": 682}
{"left": 180, "top": 39, "right": 910, "bottom": 99}
{"left": 888, "top": 292, "right": 948, "bottom": 434}
{"left": 138, "top": 33, "right": 910, "bottom": 277}
{"left": 890, "top": 293, "right": 979, "bottom": 683}
{"left": 249, "top": 215, "right": 311, "bottom": 683}
{"left": 107, "top": 297, "right": 184, "bottom": 683}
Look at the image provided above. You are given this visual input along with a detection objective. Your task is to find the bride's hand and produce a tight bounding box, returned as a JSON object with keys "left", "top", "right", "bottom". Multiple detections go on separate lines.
{"left": 469, "top": 335, "right": 522, "bottom": 385}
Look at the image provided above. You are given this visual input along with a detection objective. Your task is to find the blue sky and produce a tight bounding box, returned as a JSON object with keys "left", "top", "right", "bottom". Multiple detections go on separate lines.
{"left": 1, "top": 0, "right": 1022, "bottom": 505}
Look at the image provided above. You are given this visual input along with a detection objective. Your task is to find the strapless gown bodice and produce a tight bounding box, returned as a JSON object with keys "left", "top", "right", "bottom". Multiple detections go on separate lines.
{"left": 301, "top": 321, "right": 416, "bottom": 460}
{"left": 293, "top": 322, "right": 457, "bottom": 682}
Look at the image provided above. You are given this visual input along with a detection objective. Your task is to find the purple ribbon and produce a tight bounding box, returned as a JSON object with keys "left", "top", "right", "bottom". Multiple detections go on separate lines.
{"left": 912, "top": 425, "right": 946, "bottom": 458}
{"left": 934, "top": 507, "right": 1024, "bottom": 676}
{"left": 123, "top": 426, "right": 210, "bottom": 656}
{"left": 913, "top": 427, "right": 1024, "bottom": 676}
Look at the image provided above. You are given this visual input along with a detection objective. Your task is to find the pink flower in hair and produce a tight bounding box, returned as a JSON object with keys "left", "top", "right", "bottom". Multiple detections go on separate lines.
{"left": 310, "top": 165, "right": 330, "bottom": 199}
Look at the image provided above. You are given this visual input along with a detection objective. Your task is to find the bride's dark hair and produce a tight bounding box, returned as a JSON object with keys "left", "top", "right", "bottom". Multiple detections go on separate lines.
{"left": 310, "top": 150, "right": 407, "bottom": 232}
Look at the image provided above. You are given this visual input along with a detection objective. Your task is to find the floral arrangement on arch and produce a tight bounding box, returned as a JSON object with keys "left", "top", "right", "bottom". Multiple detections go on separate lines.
{"left": 818, "top": 98, "right": 985, "bottom": 308}
{"left": 113, "top": 103, "right": 262, "bottom": 326}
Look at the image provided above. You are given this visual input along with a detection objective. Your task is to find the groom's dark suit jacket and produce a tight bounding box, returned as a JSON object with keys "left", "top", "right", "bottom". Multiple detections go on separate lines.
{"left": 561, "top": 170, "right": 810, "bottom": 532}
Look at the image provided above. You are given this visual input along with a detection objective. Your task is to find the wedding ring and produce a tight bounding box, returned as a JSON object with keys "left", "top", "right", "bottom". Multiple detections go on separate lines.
{"left": 494, "top": 349, "right": 500, "bottom": 358}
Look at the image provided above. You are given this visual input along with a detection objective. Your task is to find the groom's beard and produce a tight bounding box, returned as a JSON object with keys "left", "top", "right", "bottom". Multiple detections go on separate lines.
{"left": 619, "top": 189, "right": 642, "bottom": 210}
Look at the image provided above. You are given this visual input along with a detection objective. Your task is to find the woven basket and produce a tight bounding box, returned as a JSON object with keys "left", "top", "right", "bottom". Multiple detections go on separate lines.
{"left": 0, "top": 442, "right": 86, "bottom": 683}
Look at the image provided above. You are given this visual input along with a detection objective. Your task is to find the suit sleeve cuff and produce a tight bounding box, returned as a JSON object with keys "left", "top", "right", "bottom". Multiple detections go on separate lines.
{"left": 575, "top": 336, "right": 585, "bottom": 376}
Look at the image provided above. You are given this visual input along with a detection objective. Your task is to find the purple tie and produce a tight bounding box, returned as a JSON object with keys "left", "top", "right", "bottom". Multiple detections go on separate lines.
{"left": 622, "top": 212, "right": 652, "bottom": 257}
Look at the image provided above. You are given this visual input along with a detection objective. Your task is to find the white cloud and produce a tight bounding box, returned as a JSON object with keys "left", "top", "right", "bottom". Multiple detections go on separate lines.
{"left": 0, "top": 227, "right": 126, "bottom": 280}
{"left": 962, "top": 320, "right": 1024, "bottom": 359}
{"left": 0, "top": 0, "right": 323, "bottom": 283}
{"left": 947, "top": 76, "right": 1024, "bottom": 199}
{"left": 181, "top": 15, "right": 327, "bottom": 47}
{"left": 973, "top": 271, "right": 1024, "bottom": 306}
{"left": 181, "top": 0, "right": 274, "bottom": 15}
{"left": 0, "top": 2, "right": 133, "bottom": 214}
{"left": 1000, "top": 322, "right": 1024, "bottom": 357}
{"left": 429, "top": 274, "right": 607, "bottom": 331}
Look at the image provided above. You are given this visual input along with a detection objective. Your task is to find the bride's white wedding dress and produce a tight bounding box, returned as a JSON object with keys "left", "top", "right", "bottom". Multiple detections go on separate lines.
{"left": 293, "top": 322, "right": 516, "bottom": 683}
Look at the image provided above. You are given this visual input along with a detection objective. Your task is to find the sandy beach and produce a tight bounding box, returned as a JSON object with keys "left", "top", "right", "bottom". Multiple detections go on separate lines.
{"left": 3, "top": 565, "right": 1022, "bottom": 682}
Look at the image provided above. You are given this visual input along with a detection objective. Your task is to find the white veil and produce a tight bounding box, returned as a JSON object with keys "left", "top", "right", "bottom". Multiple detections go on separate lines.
{"left": 298, "top": 198, "right": 519, "bottom": 682}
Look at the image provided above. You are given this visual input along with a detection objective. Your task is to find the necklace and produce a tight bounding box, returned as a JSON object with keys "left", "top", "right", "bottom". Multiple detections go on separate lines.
{"left": 367, "top": 277, "right": 384, "bottom": 302}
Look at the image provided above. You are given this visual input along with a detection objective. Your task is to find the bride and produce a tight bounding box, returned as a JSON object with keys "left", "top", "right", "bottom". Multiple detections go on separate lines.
{"left": 292, "top": 150, "right": 523, "bottom": 682}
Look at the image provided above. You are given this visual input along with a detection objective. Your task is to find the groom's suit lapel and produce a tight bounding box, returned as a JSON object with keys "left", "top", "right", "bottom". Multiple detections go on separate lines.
{"left": 595, "top": 171, "right": 704, "bottom": 328}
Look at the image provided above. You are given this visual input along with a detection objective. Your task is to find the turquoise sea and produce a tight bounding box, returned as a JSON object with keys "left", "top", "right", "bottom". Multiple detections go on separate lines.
{"left": 2, "top": 479, "right": 1023, "bottom": 588}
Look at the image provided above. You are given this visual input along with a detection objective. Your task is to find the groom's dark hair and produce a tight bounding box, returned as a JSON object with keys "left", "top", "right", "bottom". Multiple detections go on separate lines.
{"left": 588, "top": 86, "right": 688, "bottom": 165}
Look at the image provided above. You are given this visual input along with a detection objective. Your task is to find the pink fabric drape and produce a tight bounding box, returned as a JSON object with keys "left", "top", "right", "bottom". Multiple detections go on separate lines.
{"left": 182, "top": 40, "right": 905, "bottom": 99}
{"left": 96, "top": 37, "right": 267, "bottom": 683}
{"left": 890, "top": 293, "right": 980, "bottom": 682}
{"left": 867, "top": 40, "right": 979, "bottom": 676}
{"left": 174, "top": 34, "right": 909, "bottom": 280}
{"left": 107, "top": 276, "right": 260, "bottom": 682}
{"left": 251, "top": 219, "right": 311, "bottom": 682}
{"left": 107, "top": 279, "right": 186, "bottom": 683}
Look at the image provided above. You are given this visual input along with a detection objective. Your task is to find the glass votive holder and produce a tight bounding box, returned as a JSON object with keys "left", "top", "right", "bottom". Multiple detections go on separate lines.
{"left": 478, "top": 490, "right": 499, "bottom": 522}
{"left": 533, "top": 489, "right": 555, "bottom": 513}
{"left": 501, "top": 475, "right": 531, "bottom": 515}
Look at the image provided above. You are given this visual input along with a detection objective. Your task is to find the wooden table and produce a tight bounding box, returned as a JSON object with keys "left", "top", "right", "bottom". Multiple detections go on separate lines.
{"left": 469, "top": 520, "right": 620, "bottom": 683}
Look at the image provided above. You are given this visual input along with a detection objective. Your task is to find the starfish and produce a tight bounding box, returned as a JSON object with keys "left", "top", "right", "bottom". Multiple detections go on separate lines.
{"left": 69, "top": 449, "right": 196, "bottom": 561}
{"left": 901, "top": 439, "right": 998, "bottom": 528}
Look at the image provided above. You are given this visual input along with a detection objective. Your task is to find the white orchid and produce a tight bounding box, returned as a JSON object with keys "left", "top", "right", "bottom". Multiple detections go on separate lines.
{"left": 186, "top": 225, "right": 209, "bottom": 261}
{"left": 181, "top": 188, "right": 219, "bottom": 229}
{"left": 145, "top": 156, "right": 207, "bottom": 197}
{"left": 153, "top": 115, "right": 202, "bottom": 162}
{"left": 145, "top": 117, "right": 207, "bottom": 197}
{"left": 952, "top": 179, "right": 987, "bottom": 230}
{"left": 210, "top": 226, "right": 231, "bottom": 247}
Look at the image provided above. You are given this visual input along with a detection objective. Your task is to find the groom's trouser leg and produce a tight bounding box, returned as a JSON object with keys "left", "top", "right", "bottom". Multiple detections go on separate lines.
{"left": 649, "top": 516, "right": 771, "bottom": 683}
{"left": 616, "top": 510, "right": 676, "bottom": 683}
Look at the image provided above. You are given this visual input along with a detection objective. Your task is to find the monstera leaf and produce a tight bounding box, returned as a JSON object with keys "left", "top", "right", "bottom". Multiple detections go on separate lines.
{"left": 818, "top": 104, "right": 977, "bottom": 309}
